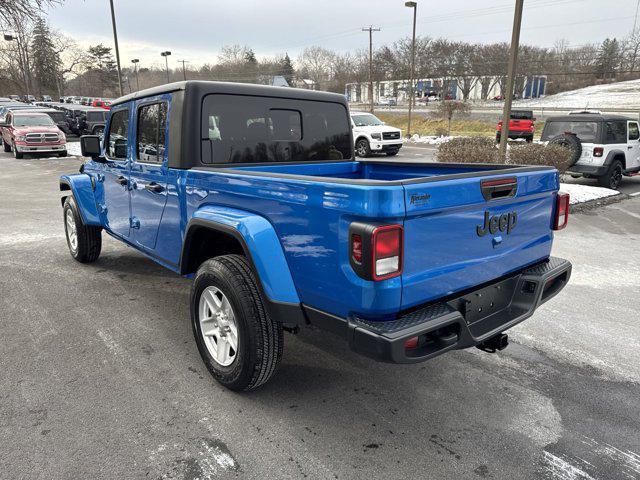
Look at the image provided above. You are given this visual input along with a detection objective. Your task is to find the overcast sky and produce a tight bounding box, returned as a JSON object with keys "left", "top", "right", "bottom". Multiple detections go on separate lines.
{"left": 45, "top": 0, "right": 640, "bottom": 68}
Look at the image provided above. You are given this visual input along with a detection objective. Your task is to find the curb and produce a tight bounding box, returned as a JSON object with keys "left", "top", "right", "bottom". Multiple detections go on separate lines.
{"left": 570, "top": 193, "right": 630, "bottom": 213}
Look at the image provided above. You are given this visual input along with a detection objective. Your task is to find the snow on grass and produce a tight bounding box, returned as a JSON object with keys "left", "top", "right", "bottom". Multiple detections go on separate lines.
{"left": 516, "top": 78, "right": 640, "bottom": 110}
{"left": 408, "top": 134, "right": 456, "bottom": 145}
{"left": 559, "top": 183, "right": 619, "bottom": 204}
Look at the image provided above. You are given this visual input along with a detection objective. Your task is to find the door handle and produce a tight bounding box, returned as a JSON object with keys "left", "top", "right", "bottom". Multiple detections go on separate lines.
{"left": 628, "top": 146, "right": 633, "bottom": 149}
{"left": 116, "top": 175, "right": 128, "bottom": 186}
{"left": 145, "top": 182, "right": 164, "bottom": 193}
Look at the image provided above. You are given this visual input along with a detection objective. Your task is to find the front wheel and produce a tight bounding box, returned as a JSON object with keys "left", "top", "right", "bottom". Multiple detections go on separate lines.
{"left": 13, "top": 144, "right": 23, "bottom": 159}
{"left": 597, "top": 160, "right": 623, "bottom": 190}
{"left": 58, "top": 151, "right": 68, "bottom": 157}
{"left": 191, "top": 255, "right": 283, "bottom": 391}
{"left": 356, "top": 138, "right": 371, "bottom": 158}
{"left": 63, "top": 196, "right": 102, "bottom": 263}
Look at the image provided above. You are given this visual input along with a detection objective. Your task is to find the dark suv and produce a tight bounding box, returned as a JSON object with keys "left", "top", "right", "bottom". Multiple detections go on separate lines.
{"left": 76, "top": 108, "right": 108, "bottom": 135}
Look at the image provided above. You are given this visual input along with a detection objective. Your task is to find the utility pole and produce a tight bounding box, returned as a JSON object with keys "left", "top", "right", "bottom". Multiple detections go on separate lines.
{"left": 405, "top": 1, "right": 417, "bottom": 138}
{"left": 499, "top": 0, "right": 524, "bottom": 159}
{"left": 634, "top": 0, "right": 640, "bottom": 33}
{"left": 161, "top": 51, "right": 171, "bottom": 83}
{"left": 362, "top": 26, "right": 380, "bottom": 113}
{"left": 178, "top": 60, "right": 189, "bottom": 81}
{"left": 131, "top": 59, "right": 140, "bottom": 91}
{"left": 108, "top": 0, "right": 124, "bottom": 96}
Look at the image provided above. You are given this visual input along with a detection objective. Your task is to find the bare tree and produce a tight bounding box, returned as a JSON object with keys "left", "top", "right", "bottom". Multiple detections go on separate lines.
{"left": 435, "top": 100, "right": 470, "bottom": 136}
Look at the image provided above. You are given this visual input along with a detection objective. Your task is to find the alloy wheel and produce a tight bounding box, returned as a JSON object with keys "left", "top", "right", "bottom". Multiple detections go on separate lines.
{"left": 198, "top": 286, "right": 239, "bottom": 367}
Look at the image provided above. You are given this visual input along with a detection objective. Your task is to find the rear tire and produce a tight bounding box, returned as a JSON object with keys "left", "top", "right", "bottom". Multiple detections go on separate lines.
{"left": 597, "top": 160, "right": 623, "bottom": 190}
{"left": 63, "top": 196, "right": 102, "bottom": 263}
{"left": 356, "top": 138, "right": 371, "bottom": 158}
{"left": 191, "top": 255, "right": 283, "bottom": 391}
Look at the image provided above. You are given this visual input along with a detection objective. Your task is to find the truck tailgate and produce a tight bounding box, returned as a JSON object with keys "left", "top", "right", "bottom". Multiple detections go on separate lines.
{"left": 401, "top": 169, "right": 559, "bottom": 310}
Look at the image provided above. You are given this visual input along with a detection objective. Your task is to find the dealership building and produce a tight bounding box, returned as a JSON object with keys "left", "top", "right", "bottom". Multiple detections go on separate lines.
{"left": 345, "top": 75, "right": 547, "bottom": 103}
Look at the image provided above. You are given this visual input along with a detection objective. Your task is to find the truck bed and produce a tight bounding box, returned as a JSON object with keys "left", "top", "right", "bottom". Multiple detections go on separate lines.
{"left": 224, "top": 160, "right": 550, "bottom": 184}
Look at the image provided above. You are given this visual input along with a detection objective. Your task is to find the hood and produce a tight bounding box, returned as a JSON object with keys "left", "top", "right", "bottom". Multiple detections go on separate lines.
{"left": 14, "top": 125, "right": 61, "bottom": 135}
{"left": 353, "top": 124, "right": 402, "bottom": 134}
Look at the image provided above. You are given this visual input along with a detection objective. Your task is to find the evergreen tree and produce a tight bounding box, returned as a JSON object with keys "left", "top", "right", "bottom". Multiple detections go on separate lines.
{"left": 596, "top": 38, "right": 620, "bottom": 80}
{"left": 30, "top": 16, "right": 60, "bottom": 95}
{"left": 86, "top": 43, "right": 119, "bottom": 95}
{"left": 280, "top": 53, "right": 295, "bottom": 85}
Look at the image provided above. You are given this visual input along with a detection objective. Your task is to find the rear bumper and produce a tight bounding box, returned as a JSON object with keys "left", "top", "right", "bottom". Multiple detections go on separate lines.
{"left": 567, "top": 163, "right": 607, "bottom": 176}
{"left": 305, "top": 257, "right": 571, "bottom": 363}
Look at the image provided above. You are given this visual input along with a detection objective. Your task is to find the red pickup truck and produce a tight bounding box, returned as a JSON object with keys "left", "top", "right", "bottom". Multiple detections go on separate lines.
{"left": 496, "top": 110, "right": 535, "bottom": 143}
{"left": 1, "top": 111, "right": 67, "bottom": 158}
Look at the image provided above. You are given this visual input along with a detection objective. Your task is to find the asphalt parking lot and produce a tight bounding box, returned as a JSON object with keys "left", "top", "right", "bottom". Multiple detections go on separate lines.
{"left": 1, "top": 151, "right": 639, "bottom": 480}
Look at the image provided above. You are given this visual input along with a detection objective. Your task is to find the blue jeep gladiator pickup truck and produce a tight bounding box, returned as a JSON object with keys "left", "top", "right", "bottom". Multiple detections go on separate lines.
{"left": 60, "top": 81, "right": 572, "bottom": 391}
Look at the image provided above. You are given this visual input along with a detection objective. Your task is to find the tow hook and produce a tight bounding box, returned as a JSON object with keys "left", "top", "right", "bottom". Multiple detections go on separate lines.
{"left": 477, "top": 333, "right": 509, "bottom": 353}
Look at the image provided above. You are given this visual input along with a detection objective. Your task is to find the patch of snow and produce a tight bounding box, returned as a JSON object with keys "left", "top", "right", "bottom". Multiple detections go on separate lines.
{"left": 516, "top": 78, "right": 640, "bottom": 110}
{"left": 409, "top": 134, "right": 456, "bottom": 145}
{"left": 559, "top": 183, "right": 619, "bottom": 205}
{"left": 541, "top": 451, "right": 595, "bottom": 480}
{"left": 67, "top": 141, "right": 82, "bottom": 157}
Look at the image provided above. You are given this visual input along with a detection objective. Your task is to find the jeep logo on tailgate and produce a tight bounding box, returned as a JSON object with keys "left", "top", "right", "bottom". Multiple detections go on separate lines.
{"left": 476, "top": 211, "right": 518, "bottom": 237}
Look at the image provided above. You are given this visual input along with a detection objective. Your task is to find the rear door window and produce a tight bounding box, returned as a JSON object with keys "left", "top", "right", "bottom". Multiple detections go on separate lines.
{"left": 200, "top": 94, "right": 351, "bottom": 164}
{"left": 136, "top": 102, "right": 168, "bottom": 163}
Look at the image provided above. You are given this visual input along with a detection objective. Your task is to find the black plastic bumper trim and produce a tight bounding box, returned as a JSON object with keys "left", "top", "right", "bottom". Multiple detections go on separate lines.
{"left": 304, "top": 256, "right": 572, "bottom": 364}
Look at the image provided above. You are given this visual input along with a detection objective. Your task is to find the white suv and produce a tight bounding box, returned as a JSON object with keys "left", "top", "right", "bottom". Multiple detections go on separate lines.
{"left": 541, "top": 113, "right": 640, "bottom": 189}
{"left": 350, "top": 112, "right": 403, "bottom": 157}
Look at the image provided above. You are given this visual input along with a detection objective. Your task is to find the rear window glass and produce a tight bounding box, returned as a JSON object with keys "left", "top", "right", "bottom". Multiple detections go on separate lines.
{"left": 541, "top": 121, "right": 599, "bottom": 143}
{"left": 47, "top": 112, "right": 65, "bottom": 122}
{"left": 87, "top": 111, "right": 105, "bottom": 122}
{"left": 201, "top": 94, "right": 351, "bottom": 164}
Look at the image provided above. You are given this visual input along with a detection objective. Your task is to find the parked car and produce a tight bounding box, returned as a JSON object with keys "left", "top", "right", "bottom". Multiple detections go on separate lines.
{"left": 541, "top": 112, "right": 640, "bottom": 189}
{"left": 32, "top": 108, "right": 72, "bottom": 134}
{"left": 1, "top": 111, "right": 66, "bottom": 158}
{"left": 351, "top": 111, "right": 403, "bottom": 156}
{"left": 42, "top": 95, "right": 52, "bottom": 102}
{"left": 8, "top": 95, "right": 20, "bottom": 101}
{"left": 496, "top": 110, "right": 535, "bottom": 143}
{"left": 376, "top": 97, "right": 397, "bottom": 106}
{"left": 64, "top": 106, "right": 94, "bottom": 134}
{"left": 91, "top": 99, "right": 111, "bottom": 109}
{"left": 75, "top": 108, "right": 108, "bottom": 135}
{"left": 60, "top": 81, "right": 571, "bottom": 391}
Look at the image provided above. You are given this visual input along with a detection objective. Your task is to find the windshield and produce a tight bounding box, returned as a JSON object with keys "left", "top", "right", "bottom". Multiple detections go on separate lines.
{"left": 14, "top": 115, "right": 55, "bottom": 127}
{"left": 541, "top": 121, "right": 599, "bottom": 143}
{"left": 351, "top": 113, "right": 384, "bottom": 127}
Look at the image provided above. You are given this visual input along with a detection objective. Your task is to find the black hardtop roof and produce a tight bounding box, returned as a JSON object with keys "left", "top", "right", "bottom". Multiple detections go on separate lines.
{"left": 547, "top": 113, "right": 634, "bottom": 122}
{"left": 111, "top": 80, "right": 348, "bottom": 107}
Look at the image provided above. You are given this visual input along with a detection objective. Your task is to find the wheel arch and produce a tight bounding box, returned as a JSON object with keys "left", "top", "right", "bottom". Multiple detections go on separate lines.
{"left": 181, "top": 207, "right": 304, "bottom": 328}
{"left": 59, "top": 174, "right": 102, "bottom": 226}
{"left": 605, "top": 150, "right": 626, "bottom": 169}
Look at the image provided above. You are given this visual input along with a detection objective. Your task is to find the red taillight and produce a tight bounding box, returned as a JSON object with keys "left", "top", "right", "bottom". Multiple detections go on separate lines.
{"left": 593, "top": 147, "right": 604, "bottom": 157}
{"left": 404, "top": 336, "right": 419, "bottom": 349}
{"left": 351, "top": 234, "right": 363, "bottom": 264}
{"left": 372, "top": 225, "right": 403, "bottom": 281}
{"left": 554, "top": 192, "right": 570, "bottom": 230}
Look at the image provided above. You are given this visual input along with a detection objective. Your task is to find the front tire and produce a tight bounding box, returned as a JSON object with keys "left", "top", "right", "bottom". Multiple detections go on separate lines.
{"left": 58, "top": 150, "right": 68, "bottom": 157}
{"left": 356, "top": 138, "right": 371, "bottom": 158}
{"left": 13, "top": 144, "right": 23, "bottom": 159}
{"left": 597, "top": 160, "right": 623, "bottom": 190}
{"left": 63, "top": 196, "right": 102, "bottom": 263}
{"left": 191, "top": 255, "right": 283, "bottom": 391}
{"left": 3, "top": 140, "right": 10, "bottom": 152}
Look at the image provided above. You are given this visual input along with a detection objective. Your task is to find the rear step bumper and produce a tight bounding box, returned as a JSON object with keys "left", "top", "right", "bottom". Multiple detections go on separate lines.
{"left": 304, "top": 257, "right": 571, "bottom": 364}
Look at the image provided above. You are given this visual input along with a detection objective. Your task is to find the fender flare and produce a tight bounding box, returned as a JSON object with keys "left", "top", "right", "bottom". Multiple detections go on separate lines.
{"left": 181, "top": 206, "right": 304, "bottom": 327}
{"left": 59, "top": 174, "right": 102, "bottom": 226}
{"left": 604, "top": 150, "right": 626, "bottom": 169}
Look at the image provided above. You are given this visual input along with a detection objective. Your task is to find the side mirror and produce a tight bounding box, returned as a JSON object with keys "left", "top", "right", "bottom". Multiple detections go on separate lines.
{"left": 80, "top": 135, "right": 103, "bottom": 160}
{"left": 114, "top": 139, "right": 127, "bottom": 158}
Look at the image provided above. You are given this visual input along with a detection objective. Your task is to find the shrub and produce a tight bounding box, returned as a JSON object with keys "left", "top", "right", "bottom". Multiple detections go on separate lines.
{"left": 508, "top": 143, "right": 574, "bottom": 173}
{"left": 434, "top": 126, "right": 449, "bottom": 137}
{"left": 437, "top": 136, "right": 500, "bottom": 164}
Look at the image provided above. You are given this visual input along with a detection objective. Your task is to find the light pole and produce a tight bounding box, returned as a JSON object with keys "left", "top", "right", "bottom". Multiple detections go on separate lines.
{"left": 161, "top": 51, "right": 171, "bottom": 83}
{"left": 498, "top": 0, "right": 524, "bottom": 159}
{"left": 131, "top": 59, "right": 140, "bottom": 91}
{"left": 405, "top": 1, "right": 417, "bottom": 139}
{"left": 109, "top": 0, "right": 124, "bottom": 96}
{"left": 4, "top": 33, "right": 31, "bottom": 100}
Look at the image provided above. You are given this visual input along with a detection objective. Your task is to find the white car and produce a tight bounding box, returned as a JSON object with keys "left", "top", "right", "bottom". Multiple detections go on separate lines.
{"left": 350, "top": 112, "right": 403, "bottom": 157}
{"left": 541, "top": 113, "right": 640, "bottom": 190}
